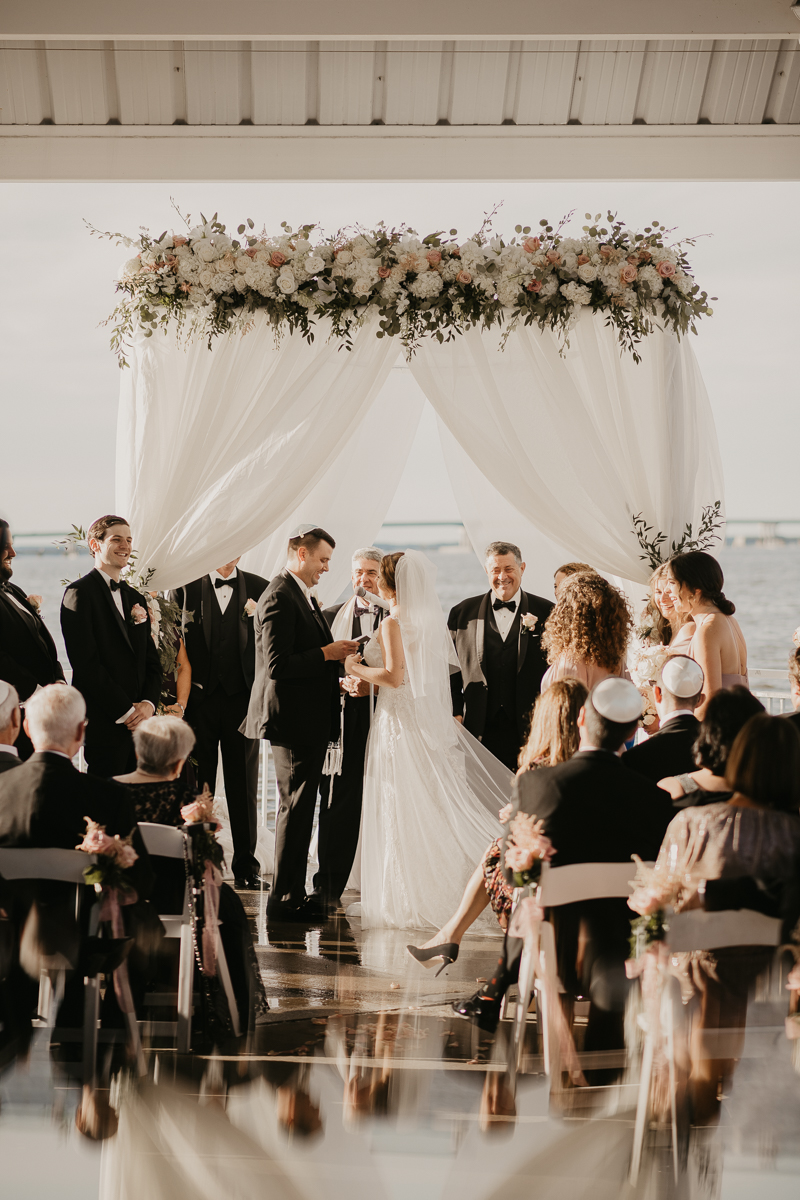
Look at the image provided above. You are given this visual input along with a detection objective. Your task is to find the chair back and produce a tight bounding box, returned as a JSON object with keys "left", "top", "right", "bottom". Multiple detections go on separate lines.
{"left": 0, "top": 847, "right": 92, "bottom": 883}
{"left": 538, "top": 861, "right": 634, "bottom": 907}
{"left": 138, "top": 823, "right": 186, "bottom": 860}
{"left": 666, "top": 908, "right": 782, "bottom": 952}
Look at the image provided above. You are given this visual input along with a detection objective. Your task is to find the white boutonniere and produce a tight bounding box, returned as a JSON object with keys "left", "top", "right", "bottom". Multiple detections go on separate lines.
{"left": 243, "top": 598, "right": 258, "bottom": 619}
{"left": 520, "top": 613, "right": 538, "bottom": 634}
{"left": 26, "top": 594, "right": 43, "bottom": 615}
{"left": 130, "top": 603, "right": 148, "bottom": 625}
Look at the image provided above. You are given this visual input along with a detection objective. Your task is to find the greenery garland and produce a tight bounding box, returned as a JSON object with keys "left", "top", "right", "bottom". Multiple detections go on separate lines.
{"left": 90, "top": 205, "right": 714, "bottom": 367}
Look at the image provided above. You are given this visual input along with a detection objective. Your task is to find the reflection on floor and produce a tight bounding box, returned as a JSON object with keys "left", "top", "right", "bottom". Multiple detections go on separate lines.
{"left": 2, "top": 889, "right": 800, "bottom": 1199}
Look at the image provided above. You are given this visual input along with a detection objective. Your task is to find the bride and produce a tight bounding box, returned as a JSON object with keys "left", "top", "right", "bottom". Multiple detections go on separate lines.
{"left": 343, "top": 550, "right": 511, "bottom": 943}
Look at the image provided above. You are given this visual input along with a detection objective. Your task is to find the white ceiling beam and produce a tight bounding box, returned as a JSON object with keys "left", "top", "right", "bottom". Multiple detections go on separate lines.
{"left": 3, "top": 0, "right": 800, "bottom": 41}
{"left": 3, "top": 124, "right": 797, "bottom": 181}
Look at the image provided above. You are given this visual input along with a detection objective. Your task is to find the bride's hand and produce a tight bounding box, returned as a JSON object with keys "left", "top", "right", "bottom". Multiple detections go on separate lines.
{"left": 344, "top": 653, "right": 363, "bottom": 676}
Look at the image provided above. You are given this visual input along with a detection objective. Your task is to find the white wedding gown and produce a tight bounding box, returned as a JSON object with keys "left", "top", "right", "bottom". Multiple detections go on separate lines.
{"left": 357, "top": 551, "right": 513, "bottom": 932}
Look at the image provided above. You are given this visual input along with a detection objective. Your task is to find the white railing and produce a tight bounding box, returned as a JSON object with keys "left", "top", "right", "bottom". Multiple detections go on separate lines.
{"left": 748, "top": 667, "right": 793, "bottom": 714}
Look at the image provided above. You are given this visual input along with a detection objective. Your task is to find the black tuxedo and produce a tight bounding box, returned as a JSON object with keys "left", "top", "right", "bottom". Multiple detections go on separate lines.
{"left": 313, "top": 599, "right": 381, "bottom": 904}
{"left": 61, "top": 569, "right": 162, "bottom": 778}
{"left": 0, "top": 580, "right": 66, "bottom": 759}
{"left": 621, "top": 712, "right": 700, "bottom": 783}
{"left": 496, "top": 751, "right": 675, "bottom": 1055}
{"left": 241, "top": 570, "right": 340, "bottom": 910}
{"left": 0, "top": 748, "right": 21, "bottom": 774}
{"left": 176, "top": 570, "right": 268, "bottom": 880}
{"left": 785, "top": 710, "right": 800, "bottom": 732}
{"left": 448, "top": 590, "right": 553, "bottom": 770}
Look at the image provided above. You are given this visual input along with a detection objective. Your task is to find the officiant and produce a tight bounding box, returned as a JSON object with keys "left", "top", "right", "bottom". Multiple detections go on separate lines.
{"left": 312, "top": 547, "right": 384, "bottom": 912}
{"left": 448, "top": 541, "right": 554, "bottom": 772}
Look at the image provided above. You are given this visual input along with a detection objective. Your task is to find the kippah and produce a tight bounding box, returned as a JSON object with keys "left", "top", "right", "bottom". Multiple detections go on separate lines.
{"left": 661, "top": 655, "right": 704, "bottom": 698}
{"left": 0, "top": 680, "right": 11, "bottom": 706}
{"left": 592, "top": 677, "right": 643, "bottom": 723}
{"left": 289, "top": 523, "right": 320, "bottom": 538}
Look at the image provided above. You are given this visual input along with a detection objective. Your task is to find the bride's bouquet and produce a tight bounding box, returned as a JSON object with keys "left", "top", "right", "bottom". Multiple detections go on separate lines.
{"left": 504, "top": 812, "right": 555, "bottom": 888}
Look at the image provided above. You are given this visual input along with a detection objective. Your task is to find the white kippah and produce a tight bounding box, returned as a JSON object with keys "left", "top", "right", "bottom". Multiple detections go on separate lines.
{"left": 661, "top": 654, "right": 704, "bottom": 698}
{"left": 0, "top": 680, "right": 10, "bottom": 706}
{"left": 289, "top": 523, "right": 320, "bottom": 538}
{"left": 592, "top": 677, "right": 643, "bottom": 723}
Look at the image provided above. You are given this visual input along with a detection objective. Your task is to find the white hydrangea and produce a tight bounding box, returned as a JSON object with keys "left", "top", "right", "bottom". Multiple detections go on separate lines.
{"left": 674, "top": 271, "right": 693, "bottom": 295}
{"left": 497, "top": 278, "right": 524, "bottom": 307}
{"left": 119, "top": 258, "right": 141, "bottom": 279}
{"left": 539, "top": 275, "right": 559, "bottom": 299}
{"left": 637, "top": 264, "right": 663, "bottom": 296}
{"left": 459, "top": 240, "right": 485, "bottom": 267}
{"left": 210, "top": 273, "right": 234, "bottom": 294}
{"left": 560, "top": 282, "right": 591, "bottom": 306}
{"left": 243, "top": 264, "right": 277, "bottom": 297}
{"left": 441, "top": 259, "right": 462, "bottom": 282}
{"left": 380, "top": 279, "right": 402, "bottom": 301}
{"left": 558, "top": 237, "right": 583, "bottom": 255}
{"left": 599, "top": 262, "right": 623, "bottom": 294}
{"left": 561, "top": 252, "right": 579, "bottom": 275}
{"left": 577, "top": 262, "right": 598, "bottom": 283}
{"left": 408, "top": 272, "right": 443, "bottom": 299}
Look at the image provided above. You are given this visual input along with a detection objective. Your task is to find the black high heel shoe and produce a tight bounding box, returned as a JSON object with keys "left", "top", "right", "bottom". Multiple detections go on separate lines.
{"left": 406, "top": 942, "right": 459, "bottom": 977}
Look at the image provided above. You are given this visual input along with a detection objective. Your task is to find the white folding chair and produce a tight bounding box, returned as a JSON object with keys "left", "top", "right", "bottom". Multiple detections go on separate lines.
{"left": 510, "top": 861, "right": 636, "bottom": 1075}
{"left": 138, "top": 823, "right": 240, "bottom": 1050}
{"left": 629, "top": 906, "right": 783, "bottom": 1186}
{"left": 0, "top": 846, "right": 103, "bottom": 1082}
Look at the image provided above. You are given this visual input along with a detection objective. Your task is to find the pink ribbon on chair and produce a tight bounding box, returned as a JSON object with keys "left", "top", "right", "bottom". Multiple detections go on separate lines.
{"left": 199, "top": 862, "right": 222, "bottom": 978}
{"left": 97, "top": 885, "right": 138, "bottom": 1015}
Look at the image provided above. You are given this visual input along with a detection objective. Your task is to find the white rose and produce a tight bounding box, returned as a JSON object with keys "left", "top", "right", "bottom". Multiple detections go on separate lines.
{"left": 215, "top": 256, "right": 234, "bottom": 274}
{"left": 119, "top": 258, "right": 141, "bottom": 278}
{"left": 336, "top": 249, "right": 353, "bottom": 265}
{"left": 304, "top": 255, "right": 325, "bottom": 274}
{"left": 277, "top": 269, "right": 297, "bottom": 293}
{"left": 198, "top": 268, "right": 214, "bottom": 289}
{"left": 577, "top": 262, "right": 598, "bottom": 283}
{"left": 235, "top": 254, "right": 251, "bottom": 273}
{"left": 193, "top": 240, "right": 217, "bottom": 263}
{"left": 353, "top": 277, "right": 374, "bottom": 297}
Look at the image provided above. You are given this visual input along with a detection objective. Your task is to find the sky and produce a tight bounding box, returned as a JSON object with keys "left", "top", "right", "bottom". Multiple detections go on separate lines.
{"left": 1, "top": 179, "right": 798, "bottom": 533}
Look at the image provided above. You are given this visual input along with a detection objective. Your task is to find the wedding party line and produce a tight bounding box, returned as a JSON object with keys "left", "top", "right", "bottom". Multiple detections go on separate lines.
{"left": 2, "top": 508, "right": 800, "bottom": 1147}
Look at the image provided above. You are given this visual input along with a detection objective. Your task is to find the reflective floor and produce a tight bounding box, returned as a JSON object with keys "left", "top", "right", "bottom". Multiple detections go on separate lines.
{"left": 2, "top": 892, "right": 800, "bottom": 1199}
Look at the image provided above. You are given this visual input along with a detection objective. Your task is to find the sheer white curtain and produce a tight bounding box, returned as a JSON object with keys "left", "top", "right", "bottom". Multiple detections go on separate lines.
{"left": 116, "top": 311, "right": 397, "bottom": 590}
{"left": 411, "top": 310, "right": 724, "bottom": 585}
{"left": 241, "top": 363, "right": 424, "bottom": 604}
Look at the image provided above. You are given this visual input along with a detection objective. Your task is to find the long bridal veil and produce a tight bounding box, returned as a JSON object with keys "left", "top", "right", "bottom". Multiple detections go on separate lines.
{"left": 358, "top": 549, "right": 515, "bottom": 932}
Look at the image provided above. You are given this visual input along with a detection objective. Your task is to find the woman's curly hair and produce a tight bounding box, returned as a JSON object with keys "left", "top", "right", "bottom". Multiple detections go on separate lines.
{"left": 542, "top": 572, "right": 632, "bottom": 670}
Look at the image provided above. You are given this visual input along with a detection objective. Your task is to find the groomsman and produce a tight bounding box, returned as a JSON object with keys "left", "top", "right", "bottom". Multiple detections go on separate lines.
{"left": 312, "top": 547, "right": 384, "bottom": 912}
{"left": 61, "top": 515, "right": 162, "bottom": 778}
{"left": 621, "top": 655, "right": 704, "bottom": 782}
{"left": 242, "top": 525, "right": 358, "bottom": 921}
{"left": 0, "top": 518, "right": 66, "bottom": 759}
{"left": 176, "top": 557, "right": 268, "bottom": 889}
{"left": 448, "top": 541, "right": 554, "bottom": 771}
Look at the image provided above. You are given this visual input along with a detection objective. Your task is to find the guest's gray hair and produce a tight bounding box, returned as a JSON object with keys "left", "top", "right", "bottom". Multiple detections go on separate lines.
{"left": 351, "top": 547, "right": 384, "bottom": 565}
{"left": 25, "top": 685, "right": 86, "bottom": 750}
{"left": 484, "top": 541, "right": 523, "bottom": 565}
{"left": 133, "top": 715, "right": 196, "bottom": 775}
{"left": 0, "top": 681, "right": 20, "bottom": 730}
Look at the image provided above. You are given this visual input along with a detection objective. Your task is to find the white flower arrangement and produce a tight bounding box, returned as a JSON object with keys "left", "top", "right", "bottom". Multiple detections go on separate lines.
{"left": 630, "top": 644, "right": 672, "bottom": 689}
{"left": 90, "top": 208, "right": 713, "bottom": 367}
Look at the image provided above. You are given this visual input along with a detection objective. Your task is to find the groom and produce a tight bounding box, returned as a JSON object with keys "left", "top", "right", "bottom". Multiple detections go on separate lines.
{"left": 241, "top": 525, "right": 359, "bottom": 921}
{"left": 448, "top": 541, "right": 553, "bottom": 771}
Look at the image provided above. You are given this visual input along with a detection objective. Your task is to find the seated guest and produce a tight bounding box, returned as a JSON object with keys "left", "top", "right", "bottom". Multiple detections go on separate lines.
{"left": 659, "top": 686, "right": 765, "bottom": 805}
{"left": 663, "top": 551, "right": 748, "bottom": 716}
{"left": 541, "top": 572, "right": 632, "bottom": 691}
{"left": 629, "top": 714, "right": 800, "bottom": 1122}
{"left": 407, "top": 679, "right": 588, "bottom": 968}
{"left": 0, "top": 680, "right": 22, "bottom": 772}
{"left": 553, "top": 561, "right": 596, "bottom": 595}
{"left": 622, "top": 656, "right": 704, "bottom": 782}
{"left": 453, "top": 678, "right": 675, "bottom": 1037}
{"left": 787, "top": 642, "right": 800, "bottom": 731}
{"left": 114, "top": 714, "right": 268, "bottom": 1029}
{"left": 0, "top": 519, "right": 67, "bottom": 759}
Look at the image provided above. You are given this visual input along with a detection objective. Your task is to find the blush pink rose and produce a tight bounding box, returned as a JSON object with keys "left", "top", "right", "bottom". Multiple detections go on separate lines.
{"left": 130, "top": 604, "right": 148, "bottom": 625}
{"left": 545, "top": 249, "right": 561, "bottom": 264}
{"left": 111, "top": 839, "right": 138, "bottom": 868}
{"left": 620, "top": 263, "right": 638, "bottom": 284}
{"left": 523, "top": 237, "right": 541, "bottom": 253}
{"left": 173, "top": 237, "right": 187, "bottom": 247}
{"left": 378, "top": 266, "right": 391, "bottom": 278}
{"left": 599, "top": 244, "right": 613, "bottom": 257}
{"left": 451, "top": 247, "right": 461, "bottom": 257}
{"left": 456, "top": 270, "right": 472, "bottom": 285}
{"left": 269, "top": 251, "right": 287, "bottom": 268}
{"left": 656, "top": 260, "right": 676, "bottom": 278}
{"left": 527, "top": 279, "right": 542, "bottom": 293}
{"left": 627, "top": 254, "right": 640, "bottom": 265}
{"left": 577, "top": 254, "right": 589, "bottom": 265}
{"left": 505, "top": 845, "right": 535, "bottom": 873}
{"left": 426, "top": 250, "right": 442, "bottom": 265}
{"left": 639, "top": 249, "right": 652, "bottom": 262}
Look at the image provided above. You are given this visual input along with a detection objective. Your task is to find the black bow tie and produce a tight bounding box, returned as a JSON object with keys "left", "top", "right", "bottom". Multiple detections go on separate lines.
{"left": 214, "top": 577, "right": 234, "bottom": 589}
{"left": 493, "top": 598, "right": 516, "bottom": 612}
{"left": 355, "top": 602, "right": 374, "bottom": 617}
{"left": 109, "top": 579, "right": 121, "bottom": 592}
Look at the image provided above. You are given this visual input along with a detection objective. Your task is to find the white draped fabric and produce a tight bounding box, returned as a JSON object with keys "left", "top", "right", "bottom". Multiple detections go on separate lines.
{"left": 116, "top": 311, "right": 397, "bottom": 591}
{"left": 116, "top": 309, "right": 723, "bottom": 591}
{"left": 410, "top": 310, "right": 724, "bottom": 585}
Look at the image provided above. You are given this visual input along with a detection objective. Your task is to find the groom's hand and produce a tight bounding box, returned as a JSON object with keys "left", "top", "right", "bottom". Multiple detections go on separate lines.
{"left": 323, "top": 639, "right": 360, "bottom": 662}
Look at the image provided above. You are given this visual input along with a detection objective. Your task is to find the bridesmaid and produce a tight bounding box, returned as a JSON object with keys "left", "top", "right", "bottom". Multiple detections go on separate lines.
{"left": 640, "top": 563, "right": 695, "bottom": 648}
{"left": 664, "top": 551, "right": 748, "bottom": 718}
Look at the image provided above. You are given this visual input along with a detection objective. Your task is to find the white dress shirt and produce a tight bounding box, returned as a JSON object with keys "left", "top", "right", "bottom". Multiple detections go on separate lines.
{"left": 98, "top": 567, "right": 125, "bottom": 617}
{"left": 210, "top": 567, "right": 237, "bottom": 613}
{"left": 659, "top": 708, "right": 697, "bottom": 726}
{"left": 0, "top": 744, "right": 19, "bottom": 758}
{"left": 287, "top": 569, "right": 315, "bottom": 609}
{"left": 490, "top": 589, "right": 521, "bottom": 641}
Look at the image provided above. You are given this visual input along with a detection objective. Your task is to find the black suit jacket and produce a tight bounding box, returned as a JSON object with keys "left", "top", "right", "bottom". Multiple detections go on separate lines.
{"left": 0, "top": 582, "right": 65, "bottom": 701}
{"left": 620, "top": 712, "right": 700, "bottom": 784}
{"left": 61, "top": 569, "right": 162, "bottom": 722}
{"left": 0, "top": 752, "right": 153, "bottom": 899}
{"left": 241, "top": 570, "right": 339, "bottom": 747}
{"left": 0, "top": 749, "right": 21, "bottom": 774}
{"left": 448, "top": 590, "right": 554, "bottom": 740}
{"left": 785, "top": 710, "right": 800, "bottom": 732}
{"left": 174, "top": 570, "right": 268, "bottom": 694}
